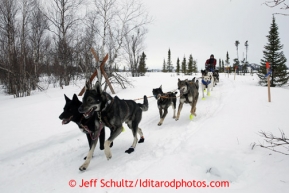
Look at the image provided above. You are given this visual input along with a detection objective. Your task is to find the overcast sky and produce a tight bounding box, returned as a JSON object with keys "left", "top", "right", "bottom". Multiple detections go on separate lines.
{"left": 143, "top": 0, "right": 289, "bottom": 70}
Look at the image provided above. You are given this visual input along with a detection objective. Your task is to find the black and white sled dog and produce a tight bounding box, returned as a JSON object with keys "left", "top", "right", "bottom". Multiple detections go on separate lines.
{"left": 202, "top": 69, "right": 218, "bottom": 86}
{"left": 201, "top": 70, "right": 214, "bottom": 99}
{"left": 78, "top": 81, "right": 148, "bottom": 171}
{"left": 59, "top": 94, "right": 113, "bottom": 157}
{"left": 175, "top": 78, "right": 199, "bottom": 120}
{"left": 213, "top": 70, "right": 219, "bottom": 84}
{"left": 152, "top": 85, "right": 177, "bottom": 126}
{"left": 201, "top": 69, "right": 208, "bottom": 77}
{"left": 59, "top": 94, "right": 113, "bottom": 159}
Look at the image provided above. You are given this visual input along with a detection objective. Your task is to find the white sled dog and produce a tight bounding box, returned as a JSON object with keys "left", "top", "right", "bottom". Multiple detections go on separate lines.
{"left": 201, "top": 71, "right": 214, "bottom": 99}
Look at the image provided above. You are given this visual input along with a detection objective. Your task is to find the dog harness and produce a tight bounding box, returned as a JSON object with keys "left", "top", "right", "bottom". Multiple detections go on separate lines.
{"left": 80, "top": 113, "right": 104, "bottom": 141}
{"left": 202, "top": 79, "right": 211, "bottom": 88}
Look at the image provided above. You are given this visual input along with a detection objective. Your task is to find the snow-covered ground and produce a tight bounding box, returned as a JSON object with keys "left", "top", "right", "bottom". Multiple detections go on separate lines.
{"left": 1, "top": 73, "right": 288, "bottom": 193}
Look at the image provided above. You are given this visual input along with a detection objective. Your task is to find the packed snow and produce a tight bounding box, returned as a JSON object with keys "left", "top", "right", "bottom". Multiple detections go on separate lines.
{"left": 0, "top": 72, "right": 288, "bottom": 193}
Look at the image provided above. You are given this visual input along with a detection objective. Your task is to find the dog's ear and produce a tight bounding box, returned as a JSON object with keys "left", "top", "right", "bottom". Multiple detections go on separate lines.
{"left": 64, "top": 94, "right": 71, "bottom": 102}
{"left": 178, "top": 78, "right": 180, "bottom": 82}
{"left": 159, "top": 85, "right": 162, "bottom": 89}
{"left": 85, "top": 81, "right": 92, "bottom": 90}
{"left": 72, "top": 94, "right": 80, "bottom": 102}
{"left": 192, "top": 77, "right": 196, "bottom": 82}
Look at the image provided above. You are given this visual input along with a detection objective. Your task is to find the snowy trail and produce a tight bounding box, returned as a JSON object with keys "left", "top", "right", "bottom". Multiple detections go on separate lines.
{"left": 1, "top": 73, "right": 289, "bottom": 193}
{"left": 1, "top": 73, "right": 230, "bottom": 193}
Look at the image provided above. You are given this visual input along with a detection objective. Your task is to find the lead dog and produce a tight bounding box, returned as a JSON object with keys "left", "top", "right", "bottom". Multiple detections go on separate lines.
{"left": 175, "top": 78, "right": 199, "bottom": 120}
{"left": 59, "top": 94, "right": 110, "bottom": 154}
{"left": 78, "top": 81, "right": 148, "bottom": 171}
{"left": 152, "top": 85, "right": 177, "bottom": 126}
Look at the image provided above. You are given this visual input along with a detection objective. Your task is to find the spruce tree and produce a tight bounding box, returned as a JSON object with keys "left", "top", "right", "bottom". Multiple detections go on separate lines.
{"left": 192, "top": 59, "right": 198, "bottom": 73}
{"left": 225, "top": 51, "right": 230, "bottom": 72}
{"left": 138, "top": 52, "right": 147, "bottom": 76}
{"left": 162, "top": 59, "right": 166, "bottom": 72}
{"left": 257, "top": 16, "right": 288, "bottom": 87}
{"left": 219, "top": 59, "right": 221, "bottom": 70}
{"left": 176, "top": 58, "right": 180, "bottom": 75}
{"left": 181, "top": 56, "right": 187, "bottom": 74}
{"left": 187, "top": 54, "right": 193, "bottom": 75}
{"left": 167, "top": 49, "right": 173, "bottom": 72}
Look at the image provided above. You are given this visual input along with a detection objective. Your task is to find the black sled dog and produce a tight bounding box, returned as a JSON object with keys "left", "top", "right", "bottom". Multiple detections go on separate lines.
{"left": 78, "top": 81, "right": 148, "bottom": 171}
{"left": 152, "top": 85, "right": 177, "bottom": 126}
{"left": 59, "top": 94, "right": 113, "bottom": 158}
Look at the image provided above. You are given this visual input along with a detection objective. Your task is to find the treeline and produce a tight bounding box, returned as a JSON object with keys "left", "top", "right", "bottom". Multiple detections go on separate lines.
{"left": 0, "top": 0, "right": 151, "bottom": 97}
{"left": 162, "top": 49, "right": 198, "bottom": 75}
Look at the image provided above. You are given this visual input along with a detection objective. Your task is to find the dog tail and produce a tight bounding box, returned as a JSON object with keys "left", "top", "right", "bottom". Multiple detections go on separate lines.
{"left": 138, "top": 95, "right": 148, "bottom": 112}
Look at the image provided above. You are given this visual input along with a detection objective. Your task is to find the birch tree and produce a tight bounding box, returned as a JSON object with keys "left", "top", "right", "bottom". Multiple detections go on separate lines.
{"left": 0, "top": 0, "right": 18, "bottom": 95}
{"left": 42, "top": 0, "right": 84, "bottom": 87}
{"left": 29, "top": 0, "right": 49, "bottom": 90}
{"left": 123, "top": 27, "right": 147, "bottom": 77}
{"left": 93, "top": 1, "right": 149, "bottom": 75}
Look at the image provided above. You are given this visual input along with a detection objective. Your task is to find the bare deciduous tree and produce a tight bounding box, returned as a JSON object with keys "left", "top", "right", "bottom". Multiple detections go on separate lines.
{"left": 92, "top": 0, "right": 151, "bottom": 90}
{"left": 42, "top": 0, "right": 84, "bottom": 87}
{"left": 264, "top": 0, "right": 289, "bottom": 15}
{"left": 76, "top": 12, "right": 99, "bottom": 80}
{"left": 123, "top": 27, "right": 147, "bottom": 77}
{"left": 235, "top": 40, "right": 240, "bottom": 61}
{"left": 0, "top": 0, "right": 152, "bottom": 97}
{"left": 29, "top": 0, "right": 49, "bottom": 90}
{"left": 18, "top": 0, "right": 34, "bottom": 97}
{"left": 0, "top": 0, "right": 49, "bottom": 97}
{"left": 0, "top": 0, "right": 19, "bottom": 95}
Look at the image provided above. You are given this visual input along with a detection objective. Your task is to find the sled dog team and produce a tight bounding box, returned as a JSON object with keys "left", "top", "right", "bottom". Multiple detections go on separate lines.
{"left": 59, "top": 69, "right": 219, "bottom": 171}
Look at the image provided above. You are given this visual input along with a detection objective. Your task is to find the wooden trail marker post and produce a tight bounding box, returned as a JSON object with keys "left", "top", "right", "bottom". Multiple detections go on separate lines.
{"left": 78, "top": 48, "right": 115, "bottom": 96}
{"left": 266, "top": 62, "right": 271, "bottom": 102}
{"left": 90, "top": 48, "right": 115, "bottom": 94}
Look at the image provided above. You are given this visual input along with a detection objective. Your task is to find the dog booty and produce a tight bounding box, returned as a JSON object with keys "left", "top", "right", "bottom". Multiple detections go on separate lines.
{"left": 190, "top": 114, "right": 194, "bottom": 120}
{"left": 138, "top": 137, "right": 145, "bottom": 143}
{"left": 125, "top": 147, "right": 134, "bottom": 154}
